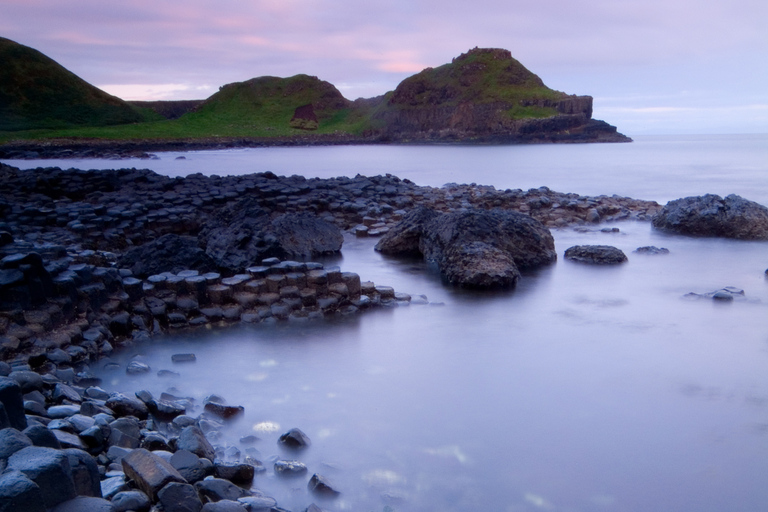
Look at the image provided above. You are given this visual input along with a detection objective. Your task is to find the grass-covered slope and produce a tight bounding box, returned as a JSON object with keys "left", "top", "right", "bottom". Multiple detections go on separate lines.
{"left": 0, "top": 37, "right": 145, "bottom": 131}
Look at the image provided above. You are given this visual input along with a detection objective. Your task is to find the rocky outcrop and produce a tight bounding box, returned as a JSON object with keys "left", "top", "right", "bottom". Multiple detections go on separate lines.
{"left": 118, "top": 235, "right": 216, "bottom": 278}
{"left": 564, "top": 245, "right": 628, "bottom": 265}
{"left": 199, "top": 197, "right": 343, "bottom": 272}
{"left": 376, "top": 208, "right": 556, "bottom": 288}
{"left": 651, "top": 194, "right": 768, "bottom": 240}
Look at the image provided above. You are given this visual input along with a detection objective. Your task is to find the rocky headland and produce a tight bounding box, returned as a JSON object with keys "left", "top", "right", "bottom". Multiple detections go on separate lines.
{"left": 0, "top": 161, "right": 669, "bottom": 510}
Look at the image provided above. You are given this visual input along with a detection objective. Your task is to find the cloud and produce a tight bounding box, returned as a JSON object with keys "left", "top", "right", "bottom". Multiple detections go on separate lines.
{"left": 98, "top": 83, "right": 215, "bottom": 101}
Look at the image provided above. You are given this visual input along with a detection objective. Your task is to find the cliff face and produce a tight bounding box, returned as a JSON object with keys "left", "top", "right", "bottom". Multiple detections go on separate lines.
{"left": 371, "top": 48, "right": 627, "bottom": 143}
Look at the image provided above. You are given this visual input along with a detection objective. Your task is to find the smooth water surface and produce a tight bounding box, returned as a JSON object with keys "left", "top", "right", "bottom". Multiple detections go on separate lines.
{"left": 8, "top": 135, "right": 767, "bottom": 511}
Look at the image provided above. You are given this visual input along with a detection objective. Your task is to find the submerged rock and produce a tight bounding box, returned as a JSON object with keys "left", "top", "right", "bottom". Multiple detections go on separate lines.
{"left": 376, "top": 208, "right": 556, "bottom": 288}
{"left": 564, "top": 245, "right": 628, "bottom": 265}
{"left": 652, "top": 194, "right": 768, "bottom": 240}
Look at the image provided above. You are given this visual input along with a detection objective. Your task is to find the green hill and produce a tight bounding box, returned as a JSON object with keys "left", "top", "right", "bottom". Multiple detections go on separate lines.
{"left": 0, "top": 36, "right": 144, "bottom": 131}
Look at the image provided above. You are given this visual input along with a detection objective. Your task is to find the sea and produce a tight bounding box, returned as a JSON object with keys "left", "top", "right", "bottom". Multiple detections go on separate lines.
{"left": 6, "top": 133, "right": 768, "bottom": 512}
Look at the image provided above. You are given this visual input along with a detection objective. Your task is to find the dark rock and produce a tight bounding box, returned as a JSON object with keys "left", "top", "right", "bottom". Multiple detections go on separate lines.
{"left": 172, "top": 353, "right": 197, "bottom": 363}
{"left": 7, "top": 446, "right": 77, "bottom": 508}
{"left": 213, "top": 462, "right": 255, "bottom": 485}
{"left": 200, "top": 198, "right": 342, "bottom": 272}
{"left": 9, "top": 370, "right": 44, "bottom": 393}
{"left": 0, "top": 427, "right": 33, "bottom": 458}
{"left": 177, "top": 425, "right": 216, "bottom": 461}
{"left": 63, "top": 448, "right": 102, "bottom": 497}
{"left": 53, "top": 429, "right": 88, "bottom": 450}
{"left": 157, "top": 482, "right": 203, "bottom": 512}
{"left": 381, "top": 208, "right": 555, "bottom": 288}
{"left": 121, "top": 448, "right": 186, "bottom": 500}
{"left": 126, "top": 361, "right": 152, "bottom": 375}
{"left": 278, "top": 427, "right": 311, "bottom": 449}
{"left": 0, "top": 470, "right": 46, "bottom": 512}
{"left": 196, "top": 477, "right": 251, "bottom": 502}
{"left": 202, "top": 501, "right": 248, "bottom": 512}
{"left": 111, "top": 490, "right": 151, "bottom": 512}
{"left": 170, "top": 449, "right": 209, "bottom": 483}
{"left": 50, "top": 497, "right": 116, "bottom": 512}
{"left": 238, "top": 494, "right": 278, "bottom": 511}
{"left": 273, "top": 459, "right": 307, "bottom": 477}
{"left": 105, "top": 393, "right": 149, "bottom": 419}
{"left": 118, "top": 234, "right": 216, "bottom": 278}
{"left": 23, "top": 424, "right": 62, "bottom": 449}
{"left": 634, "top": 246, "right": 670, "bottom": 255}
{"left": 652, "top": 194, "right": 768, "bottom": 240}
{"left": 564, "top": 245, "right": 628, "bottom": 265}
{"left": 204, "top": 402, "right": 244, "bottom": 421}
{"left": 307, "top": 473, "right": 340, "bottom": 497}
{"left": 108, "top": 417, "right": 141, "bottom": 449}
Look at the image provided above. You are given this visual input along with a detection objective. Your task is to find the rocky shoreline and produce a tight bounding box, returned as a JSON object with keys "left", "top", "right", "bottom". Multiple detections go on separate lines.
{"left": 0, "top": 161, "right": 662, "bottom": 511}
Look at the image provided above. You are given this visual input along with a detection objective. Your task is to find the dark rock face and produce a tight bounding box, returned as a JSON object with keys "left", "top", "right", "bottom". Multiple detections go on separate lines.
{"left": 652, "top": 194, "right": 768, "bottom": 240}
{"left": 200, "top": 197, "right": 342, "bottom": 272}
{"left": 377, "top": 208, "right": 556, "bottom": 288}
{"left": 564, "top": 245, "right": 628, "bottom": 265}
{"left": 118, "top": 234, "right": 216, "bottom": 278}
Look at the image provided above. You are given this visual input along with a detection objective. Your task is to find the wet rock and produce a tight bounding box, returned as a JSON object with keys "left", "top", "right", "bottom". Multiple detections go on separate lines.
{"left": 111, "top": 490, "right": 151, "bottom": 512}
{"left": 63, "top": 448, "right": 102, "bottom": 497}
{"left": 7, "top": 446, "right": 77, "bottom": 508}
{"left": 0, "top": 469, "right": 46, "bottom": 512}
{"left": 170, "top": 449, "right": 210, "bottom": 483}
{"left": 213, "top": 462, "right": 255, "bottom": 485}
{"left": 652, "top": 194, "right": 768, "bottom": 240}
{"left": 564, "top": 245, "right": 628, "bottom": 265}
{"left": 23, "top": 423, "right": 62, "bottom": 448}
{"left": 238, "top": 494, "right": 278, "bottom": 511}
{"left": 274, "top": 459, "right": 308, "bottom": 477}
{"left": 51, "top": 496, "right": 115, "bottom": 512}
{"left": 157, "top": 482, "right": 203, "bottom": 512}
{"left": 278, "top": 427, "right": 311, "bottom": 449}
{"left": 308, "top": 473, "right": 341, "bottom": 497}
{"left": 126, "top": 361, "right": 151, "bottom": 375}
{"left": 0, "top": 427, "right": 33, "bottom": 458}
{"left": 202, "top": 501, "right": 248, "bottom": 512}
{"left": 204, "top": 402, "right": 245, "bottom": 421}
{"left": 177, "top": 425, "right": 216, "bottom": 461}
{"left": 0, "top": 378, "right": 27, "bottom": 431}
{"left": 196, "top": 477, "right": 251, "bottom": 502}
{"left": 121, "top": 448, "right": 186, "bottom": 501}
{"left": 105, "top": 393, "right": 149, "bottom": 419}
{"left": 634, "top": 246, "right": 669, "bottom": 255}
{"left": 118, "top": 234, "right": 217, "bottom": 278}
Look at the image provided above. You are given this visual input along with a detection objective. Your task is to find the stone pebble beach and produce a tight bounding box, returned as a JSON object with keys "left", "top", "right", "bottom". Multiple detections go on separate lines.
{"left": 0, "top": 161, "right": 662, "bottom": 511}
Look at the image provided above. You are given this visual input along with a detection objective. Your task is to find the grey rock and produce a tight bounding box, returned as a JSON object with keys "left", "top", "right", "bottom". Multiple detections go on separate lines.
{"left": 273, "top": 459, "right": 307, "bottom": 477}
{"left": 278, "top": 427, "right": 311, "bottom": 449}
{"left": 307, "top": 473, "right": 341, "bottom": 497}
{"left": 105, "top": 393, "right": 149, "bottom": 419}
{"left": 170, "top": 449, "right": 209, "bottom": 483}
{"left": 177, "top": 426, "right": 216, "bottom": 461}
{"left": 111, "top": 490, "right": 151, "bottom": 512}
{"left": 195, "top": 477, "right": 251, "bottom": 502}
{"left": 213, "top": 462, "right": 255, "bottom": 485}
{"left": 157, "top": 482, "right": 203, "bottom": 512}
{"left": 22, "top": 424, "right": 62, "bottom": 449}
{"left": 63, "top": 448, "right": 102, "bottom": 497}
{"left": 201, "top": 500, "right": 248, "bottom": 512}
{"left": 7, "top": 446, "right": 77, "bottom": 508}
{"left": 118, "top": 234, "right": 216, "bottom": 278}
{"left": 652, "top": 194, "right": 768, "bottom": 240}
{"left": 238, "top": 494, "right": 278, "bottom": 511}
{"left": 564, "top": 245, "right": 628, "bottom": 265}
{"left": 634, "top": 246, "right": 670, "bottom": 255}
{"left": 0, "top": 470, "right": 46, "bottom": 512}
{"left": 121, "top": 448, "right": 186, "bottom": 501}
{"left": 50, "top": 497, "right": 116, "bottom": 512}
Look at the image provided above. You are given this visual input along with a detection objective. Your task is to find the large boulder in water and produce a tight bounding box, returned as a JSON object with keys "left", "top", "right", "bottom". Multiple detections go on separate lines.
{"left": 117, "top": 234, "right": 216, "bottom": 278}
{"left": 652, "top": 194, "right": 768, "bottom": 240}
{"left": 199, "top": 197, "right": 342, "bottom": 272}
{"left": 376, "top": 208, "right": 556, "bottom": 288}
{"left": 564, "top": 245, "right": 628, "bottom": 264}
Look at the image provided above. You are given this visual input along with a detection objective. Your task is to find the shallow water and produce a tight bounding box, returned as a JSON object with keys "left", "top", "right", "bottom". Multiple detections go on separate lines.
{"left": 96, "top": 222, "right": 768, "bottom": 512}
{"left": 8, "top": 134, "right": 768, "bottom": 511}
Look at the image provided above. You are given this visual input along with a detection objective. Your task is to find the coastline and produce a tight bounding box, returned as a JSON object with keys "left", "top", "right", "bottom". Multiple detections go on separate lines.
{"left": 0, "top": 162, "right": 658, "bottom": 510}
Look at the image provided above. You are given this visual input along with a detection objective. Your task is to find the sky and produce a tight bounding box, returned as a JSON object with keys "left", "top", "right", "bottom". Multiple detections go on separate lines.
{"left": 2, "top": 0, "right": 767, "bottom": 135}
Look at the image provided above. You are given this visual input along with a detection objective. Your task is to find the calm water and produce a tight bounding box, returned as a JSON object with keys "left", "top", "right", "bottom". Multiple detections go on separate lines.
{"left": 9, "top": 135, "right": 768, "bottom": 511}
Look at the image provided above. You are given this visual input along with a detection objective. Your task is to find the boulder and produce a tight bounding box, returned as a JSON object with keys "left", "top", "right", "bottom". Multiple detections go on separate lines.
{"left": 121, "top": 448, "right": 186, "bottom": 501}
{"left": 7, "top": 446, "right": 77, "bottom": 508}
{"left": 200, "top": 197, "right": 342, "bottom": 271}
{"left": 307, "top": 473, "right": 340, "bottom": 497}
{"left": 63, "top": 448, "right": 102, "bottom": 498}
{"left": 50, "top": 497, "right": 116, "bottom": 512}
{"left": 117, "top": 234, "right": 217, "bottom": 278}
{"left": 195, "top": 477, "right": 251, "bottom": 502}
{"left": 564, "top": 245, "right": 628, "bottom": 265}
{"left": 170, "top": 449, "right": 210, "bottom": 483}
{"left": 378, "top": 208, "right": 555, "bottom": 288}
{"left": 652, "top": 194, "right": 768, "bottom": 240}
{"left": 0, "top": 427, "right": 33, "bottom": 459}
{"left": 177, "top": 425, "right": 216, "bottom": 461}
{"left": 110, "top": 490, "right": 151, "bottom": 512}
{"left": 278, "top": 427, "right": 311, "bottom": 449}
{"left": 157, "top": 482, "right": 203, "bottom": 512}
{"left": 0, "top": 470, "right": 46, "bottom": 512}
